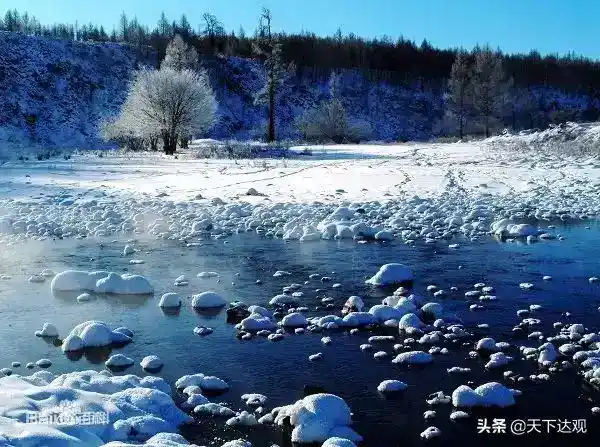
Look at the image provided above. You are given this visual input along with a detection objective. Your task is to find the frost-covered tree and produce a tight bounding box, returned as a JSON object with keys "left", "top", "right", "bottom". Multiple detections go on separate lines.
{"left": 297, "top": 71, "right": 371, "bottom": 143}
{"left": 162, "top": 34, "right": 198, "bottom": 71}
{"left": 446, "top": 50, "right": 472, "bottom": 139}
{"left": 112, "top": 68, "right": 216, "bottom": 155}
{"left": 471, "top": 46, "right": 510, "bottom": 137}
{"left": 253, "top": 8, "right": 290, "bottom": 142}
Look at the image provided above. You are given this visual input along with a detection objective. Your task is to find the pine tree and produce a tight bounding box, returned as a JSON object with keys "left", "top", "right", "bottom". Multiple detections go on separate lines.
{"left": 446, "top": 50, "right": 472, "bottom": 139}
{"left": 471, "top": 46, "right": 509, "bottom": 137}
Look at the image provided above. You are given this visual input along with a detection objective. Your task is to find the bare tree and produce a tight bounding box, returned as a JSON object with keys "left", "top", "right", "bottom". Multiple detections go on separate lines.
{"left": 202, "top": 13, "right": 224, "bottom": 52}
{"left": 114, "top": 68, "right": 216, "bottom": 155}
{"left": 162, "top": 34, "right": 198, "bottom": 71}
{"left": 471, "top": 46, "right": 510, "bottom": 137}
{"left": 253, "top": 8, "right": 289, "bottom": 142}
{"left": 446, "top": 50, "right": 472, "bottom": 139}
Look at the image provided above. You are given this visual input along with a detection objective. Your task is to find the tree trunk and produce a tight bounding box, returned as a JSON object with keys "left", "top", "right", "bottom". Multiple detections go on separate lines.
{"left": 150, "top": 136, "right": 158, "bottom": 152}
{"left": 459, "top": 114, "right": 464, "bottom": 140}
{"left": 162, "top": 132, "right": 177, "bottom": 155}
{"left": 267, "top": 80, "right": 275, "bottom": 143}
{"left": 180, "top": 137, "right": 189, "bottom": 149}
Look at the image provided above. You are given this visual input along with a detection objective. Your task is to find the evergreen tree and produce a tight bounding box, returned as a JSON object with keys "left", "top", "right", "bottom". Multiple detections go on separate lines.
{"left": 471, "top": 46, "right": 510, "bottom": 137}
{"left": 446, "top": 50, "right": 472, "bottom": 139}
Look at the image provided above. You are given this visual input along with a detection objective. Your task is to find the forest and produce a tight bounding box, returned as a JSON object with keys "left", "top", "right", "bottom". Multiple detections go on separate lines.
{"left": 2, "top": 8, "right": 599, "bottom": 93}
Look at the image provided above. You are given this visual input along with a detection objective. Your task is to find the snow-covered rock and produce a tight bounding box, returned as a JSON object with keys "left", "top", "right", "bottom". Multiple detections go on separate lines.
{"left": 34, "top": 322, "right": 58, "bottom": 337}
{"left": 191, "top": 291, "right": 226, "bottom": 308}
{"left": 158, "top": 293, "right": 182, "bottom": 308}
{"left": 365, "top": 263, "right": 413, "bottom": 286}
{"left": 377, "top": 380, "right": 408, "bottom": 393}
{"left": 271, "top": 393, "right": 361, "bottom": 444}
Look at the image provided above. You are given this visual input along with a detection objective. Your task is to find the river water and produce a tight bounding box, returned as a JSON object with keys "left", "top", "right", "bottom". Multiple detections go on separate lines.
{"left": 0, "top": 222, "right": 599, "bottom": 446}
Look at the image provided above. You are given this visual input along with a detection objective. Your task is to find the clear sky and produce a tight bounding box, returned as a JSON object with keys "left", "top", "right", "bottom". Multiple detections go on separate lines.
{"left": 5, "top": 0, "right": 598, "bottom": 59}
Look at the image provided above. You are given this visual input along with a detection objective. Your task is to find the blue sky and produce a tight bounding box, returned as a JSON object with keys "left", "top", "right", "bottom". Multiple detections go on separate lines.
{"left": 6, "top": 0, "right": 598, "bottom": 58}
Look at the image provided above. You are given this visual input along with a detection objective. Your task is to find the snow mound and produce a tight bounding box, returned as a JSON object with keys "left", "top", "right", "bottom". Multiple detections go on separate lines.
{"left": 0, "top": 370, "right": 190, "bottom": 445}
{"left": 175, "top": 373, "right": 229, "bottom": 392}
{"left": 193, "top": 403, "right": 236, "bottom": 417}
{"left": 158, "top": 293, "right": 182, "bottom": 308}
{"left": 271, "top": 393, "right": 361, "bottom": 444}
{"left": 452, "top": 382, "right": 518, "bottom": 408}
{"left": 377, "top": 380, "right": 408, "bottom": 393}
{"left": 62, "top": 321, "right": 132, "bottom": 350}
{"left": 140, "top": 356, "right": 163, "bottom": 371}
{"left": 322, "top": 438, "right": 357, "bottom": 447}
{"left": 226, "top": 411, "right": 258, "bottom": 426}
{"left": 238, "top": 313, "right": 277, "bottom": 331}
{"left": 51, "top": 270, "right": 153, "bottom": 295}
{"left": 191, "top": 291, "right": 226, "bottom": 308}
{"left": 34, "top": 322, "right": 58, "bottom": 337}
{"left": 281, "top": 312, "right": 308, "bottom": 328}
{"left": 365, "top": 263, "right": 413, "bottom": 286}
{"left": 106, "top": 354, "right": 135, "bottom": 368}
{"left": 392, "top": 351, "right": 433, "bottom": 365}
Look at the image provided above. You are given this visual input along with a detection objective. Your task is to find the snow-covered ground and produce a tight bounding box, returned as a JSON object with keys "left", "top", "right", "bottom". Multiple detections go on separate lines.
{"left": 1, "top": 131, "right": 600, "bottom": 446}
{"left": 2, "top": 136, "right": 600, "bottom": 205}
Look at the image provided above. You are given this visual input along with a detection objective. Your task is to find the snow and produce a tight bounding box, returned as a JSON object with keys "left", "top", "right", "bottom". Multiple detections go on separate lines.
{"left": 322, "top": 438, "right": 357, "bottom": 447}
{"left": 193, "top": 403, "right": 236, "bottom": 417}
{"left": 220, "top": 440, "right": 252, "bottom": 447}
{"left": 281, "top": 312, "right": 308, "bottom": 327}
{"left": 365, "top": 263, "right": 413, "bottom": 286}
{"left": 51, "top": 270, "right": 153, "bottom": 295}
{"left": 0, "top": 370, "right": 190, "bottom": 445}
{"left": 377, "top": 380, "right": 408, "bottom": 393}
{"left": 34, "top": 322, "right": 59, "bottom": 337}
{"left": 191, "top": 291, "right": 226, "bottom": 308}
{"left": 226, "top": 411, "right": 258, "bottom": 427}
{"left": 62, "top": 321, "right": 132, "bottom": 350}
{"left": 452, "top": 382, "right": 518, "bottom": 408}
{"left": 158, "top": 293, "right": 182, "bottom": 308}
{"left": 106, "top": 354, "right": 135, "bottom": 368}
{"left": 238, "top": 313, "right": 277, "bottom": 331}
{"left": 271, "top": 393, "right": 361, "bottom": 444}
{"left": 420, "top": 426, "right": 442, "bottom": 439}
{"left": 175, "top": 373, "right": 229, "bottom": 392}
{"left": 241, "top": 393, "right": 267, "bottom": 406}
{"left": 391, "top": 351, "right": 433, "bottom": 365}
{"left": 140, "top": 356, "right": 164, "bottom": 371}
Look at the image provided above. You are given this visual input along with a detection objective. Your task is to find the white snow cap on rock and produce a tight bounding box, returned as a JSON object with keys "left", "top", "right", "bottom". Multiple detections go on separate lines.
{"left": 366, "top": 263, "right": 413, "bottom": 286}
{"left": 159, "top": 293, "right": 182, "bottom": 308}
{"left": 281, "top": 312, "right": 308, "bottom": 328}
{"left": 61, "top": 320, "right": 132, "bottom": 350}
{"left": 191, "top": 291, "right": 226, "bottom": 308}
{"left": 271, "top": 393, "right": 362, "bottom": 444}
{"left": 322, "top": 438, "right": 357, "bottom": 447}
{"left": 34, "top": 322, "right": 58, "bottom": 337}
{"left": 377, "top": 380, "right": 408, "bottom": 393}
{"left": 106, "top": 354, "right": 135, "bottom": 368}
{"left": 51, "top": 270, "right": 153, "bottom": 295}
{"left": 452, "top": 382, "right": 518, "bottom": 408}
{"left": 0, "top": 370, "right": 190, "bottom": 445}
{"left": 391, "top": 351, "right": 433, "bottom": 365}
{"left": 140, "top": 355, "right": 163, "bottom": 370}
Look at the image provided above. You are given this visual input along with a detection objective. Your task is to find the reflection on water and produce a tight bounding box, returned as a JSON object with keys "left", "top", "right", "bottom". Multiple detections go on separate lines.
{"left": 1, "top": 223, "right": 600, "bottom": 445}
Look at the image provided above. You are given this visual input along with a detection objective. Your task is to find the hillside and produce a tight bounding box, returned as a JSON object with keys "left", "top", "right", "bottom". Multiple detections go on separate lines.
{"left": 0, "top": 32, "right": 598, "bottom": 155}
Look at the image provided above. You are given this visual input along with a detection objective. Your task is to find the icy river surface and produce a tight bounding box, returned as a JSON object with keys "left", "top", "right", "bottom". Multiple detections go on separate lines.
{"left": 1, "top": 223, "right": 600, "bottom": 446}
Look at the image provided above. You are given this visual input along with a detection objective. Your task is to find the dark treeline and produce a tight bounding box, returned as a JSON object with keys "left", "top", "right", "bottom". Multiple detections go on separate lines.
{"left": 2, "top": 8, "right": 600, "bottom": 94}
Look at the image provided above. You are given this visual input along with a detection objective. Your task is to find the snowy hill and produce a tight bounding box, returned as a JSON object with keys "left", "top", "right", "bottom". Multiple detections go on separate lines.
{"left": 0, "top": 32, "right": 156, "bottom": 155}
{"left": 0, "top": 32, "right": 598, "bottom": 155}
